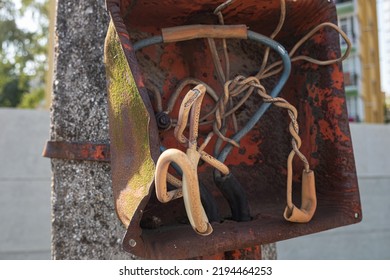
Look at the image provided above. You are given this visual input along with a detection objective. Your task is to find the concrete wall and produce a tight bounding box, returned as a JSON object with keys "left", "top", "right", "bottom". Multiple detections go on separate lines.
{"left": 1, "top": 109, "right": 389, "bottom": 259}
{"left": 350, "top": 123, "right": 390, "bottom": 178}
{"left": 0, "top": 108, "right": 51, "bottom": 259}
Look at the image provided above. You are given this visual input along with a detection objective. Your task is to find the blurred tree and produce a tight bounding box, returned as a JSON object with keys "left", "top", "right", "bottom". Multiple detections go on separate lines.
{"left": 0, "top": 0, "right": 49, "bottom": 108}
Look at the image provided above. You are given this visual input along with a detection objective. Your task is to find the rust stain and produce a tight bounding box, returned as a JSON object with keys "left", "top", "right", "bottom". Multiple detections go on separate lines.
{"left": 318, "top": 119, "right": 336, "bottom": 142}
{"left": 331, "top": 64, "right": 344, "bottom": 91}
{"left": 328, "top": 96, "right": 345, "bottom": 117}
{"left": 225, "top": 130, "right": 262, "bottom": 166}
{"left": 105, "top": 0, "right": 361, "bottom": 260}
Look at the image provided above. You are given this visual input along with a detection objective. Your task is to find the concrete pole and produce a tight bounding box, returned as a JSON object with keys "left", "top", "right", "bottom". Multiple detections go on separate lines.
{"left": 50, "top": 0, "right": 130, "bottom": 259}
{"left": 50, "top": 0, "right": 276, "bottom": 259}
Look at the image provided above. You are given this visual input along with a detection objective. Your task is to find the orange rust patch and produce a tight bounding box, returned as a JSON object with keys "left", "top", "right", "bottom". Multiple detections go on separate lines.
{"left": 307, "top": 84, "right": 332, "bottom": 106}
{"left": 328, "top": 96, "right": 345, "bottom": 116}
{"left": 318, "top": 119, "right": 335, "bottom": 142}
{"left": 331, "top": 64, "right": 343, "bottom": 91}
{"left": 312, "top": 30, "right": 325, "bottom": 44}
{"left": 225, "top": 130, "right": 261, "bottom": 166}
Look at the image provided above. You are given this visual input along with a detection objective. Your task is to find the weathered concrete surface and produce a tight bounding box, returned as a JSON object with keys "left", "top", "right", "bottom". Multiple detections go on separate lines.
{"left": 50, "top": 0, "right": 131, "bottom": 259}
{"left": 0, "top": 108, "right": 51, "bottom": 260}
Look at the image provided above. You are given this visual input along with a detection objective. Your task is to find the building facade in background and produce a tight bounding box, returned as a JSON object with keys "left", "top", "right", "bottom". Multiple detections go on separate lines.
{"left": 336, "top": 0, "right": 384, "bottom": 123}
{"left": 377, "top": 0, "right": 390, "bottom": 121}
{"left": 377, "top": 0, "right": 390, "bottom": 95}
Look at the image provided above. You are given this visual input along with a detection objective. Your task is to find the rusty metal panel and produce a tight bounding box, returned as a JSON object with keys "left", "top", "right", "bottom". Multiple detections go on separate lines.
{"left": 105, "top": 0, "right": 362, "bottom": 259}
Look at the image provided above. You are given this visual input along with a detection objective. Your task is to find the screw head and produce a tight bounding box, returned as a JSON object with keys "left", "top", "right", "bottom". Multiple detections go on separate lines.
{"left": 156, "top": 112, "right": 171, "bottom": 130}
{"left": 129, "top": 239, "right": 137, "bottom": 247}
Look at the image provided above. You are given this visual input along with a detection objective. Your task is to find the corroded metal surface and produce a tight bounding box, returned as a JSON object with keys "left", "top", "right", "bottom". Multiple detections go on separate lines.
{"left": 105, "top": 19, "right": 160, "bottom": 230}
{"left": 105, "top": 0, "right": 362, "bottom": 259}
{"left": 43, "top": 141, "right": 110, "bottom": 162}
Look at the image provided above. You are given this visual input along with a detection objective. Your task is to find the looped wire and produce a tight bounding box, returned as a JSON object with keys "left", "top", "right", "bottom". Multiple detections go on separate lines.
{"left": 214, "top": 0, "right": 235, "bottom": 15}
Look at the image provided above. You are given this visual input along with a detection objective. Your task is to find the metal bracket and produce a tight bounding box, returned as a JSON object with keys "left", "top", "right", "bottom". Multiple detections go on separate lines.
{"left": 43, "top": 141, "right": 110, "bottom": 162}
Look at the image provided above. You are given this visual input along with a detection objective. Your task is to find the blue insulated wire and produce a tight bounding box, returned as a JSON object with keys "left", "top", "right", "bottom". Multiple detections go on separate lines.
{"left": 134, "top": 36, "right": 163, "bottom": 52}
{"left": 217, "top": 31, "right": 291, "bottom": 163}
{"left": 133, "top": 30, "right": 292, "bottom": 163}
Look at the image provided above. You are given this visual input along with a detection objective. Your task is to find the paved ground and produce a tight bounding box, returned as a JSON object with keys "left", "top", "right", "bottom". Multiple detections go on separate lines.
{"left": 0, "top": 110, "right": 389, "bottom": 259}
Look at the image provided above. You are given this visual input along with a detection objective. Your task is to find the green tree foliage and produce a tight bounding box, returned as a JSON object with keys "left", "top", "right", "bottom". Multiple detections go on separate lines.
{"left": 0, "top": 0, "right": 49, "bottom": 108}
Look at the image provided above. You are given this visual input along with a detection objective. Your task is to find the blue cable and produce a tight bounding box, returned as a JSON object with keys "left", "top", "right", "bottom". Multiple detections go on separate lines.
{"left": 134, "top": 36, "right": 163, "bottom": 52}
{"left": 133, "top": 28, "right": 292, "bottom": 163}
{"left": 217, "top": 31, "right": 291, "bottom": 162}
